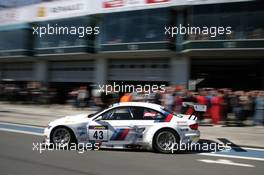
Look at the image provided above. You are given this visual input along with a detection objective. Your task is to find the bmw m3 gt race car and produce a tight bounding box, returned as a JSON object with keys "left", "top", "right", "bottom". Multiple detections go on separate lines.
{"left": 44, "top": 102, "right": 206, "bottom": 153}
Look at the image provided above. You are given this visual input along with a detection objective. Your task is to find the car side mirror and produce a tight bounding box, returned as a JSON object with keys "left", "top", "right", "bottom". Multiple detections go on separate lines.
{"left": 87, "top": 113, "right": 94, "bottom": 118}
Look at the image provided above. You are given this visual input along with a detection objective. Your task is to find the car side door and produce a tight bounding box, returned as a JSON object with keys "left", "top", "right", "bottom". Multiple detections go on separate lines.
{"left": 128, "top": 106, "right": 166, "bottom": 133}
{"left": 88, "top": 106, "right": 136, "bottom": 147}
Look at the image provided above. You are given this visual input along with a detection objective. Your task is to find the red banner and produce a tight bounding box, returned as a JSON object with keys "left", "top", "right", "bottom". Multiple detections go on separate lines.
{"left": 103, "top": 0, "right": 124, "bottom": 8}
{"left": 103, "top": 0, "right": 170, "bottom": 9}
{"left": 146, "top": 0, "right": 170, "bottom": 4}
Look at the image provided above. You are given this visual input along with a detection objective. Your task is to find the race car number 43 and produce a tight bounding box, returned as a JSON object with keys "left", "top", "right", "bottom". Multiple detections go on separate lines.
{"left": 88, "top": 125, "right": 108, "bottom": 141}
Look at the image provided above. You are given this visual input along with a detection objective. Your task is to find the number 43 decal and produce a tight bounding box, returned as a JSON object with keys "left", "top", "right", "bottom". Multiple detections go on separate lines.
{"left": 93, "top": 131, "right": 104, "bottom": 140}
{"left": 88, "top": 125, "right": 108, "bottom": 141}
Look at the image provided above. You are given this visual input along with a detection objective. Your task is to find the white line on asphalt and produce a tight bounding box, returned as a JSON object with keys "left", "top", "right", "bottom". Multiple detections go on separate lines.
{"left": 0, "top": 122, "right": 44, "bottom": 129}
{"left": 198, "top": 159, "right": 255, "bottom": 167}
{"left": 242, "top": 147, "right": 264, "bottom": 151}
{"left": 0, "top": 128, "right": 43, "bottom": 136}
{"left": 199, "top": 153, "right": 264, "bottom": 161}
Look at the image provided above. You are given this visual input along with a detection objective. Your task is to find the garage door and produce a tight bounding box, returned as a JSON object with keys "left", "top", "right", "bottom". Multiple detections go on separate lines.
{"left": 1, "top": 62, "right": 33, "bottom": 81}
{"left": 108, "top": 59, "right": 170, "bottom": 82}
{"left": 191, "top": 58, "right": 264, "bottom": 90}
{"left": 49, "top": 61, "right": 95, "bottom": 82}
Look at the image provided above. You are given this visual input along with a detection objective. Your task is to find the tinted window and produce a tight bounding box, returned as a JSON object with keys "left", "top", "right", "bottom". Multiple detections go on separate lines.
{"left": 130, "top": 107, "right": 165, "bottom": 120}
{"left": 0, "top": 29, "right": 30, "bottom": 51}
{"left": 101, "top": 8, "right": 170, "bottom": 44}
{"left": 101, "top": 107, "right": 133, "bottom": 120}
{"left": 188, "top": 2, "right": 264, "bottom": 40}
{"left": 34, "top": 16, "right": 91, "bottom": 49}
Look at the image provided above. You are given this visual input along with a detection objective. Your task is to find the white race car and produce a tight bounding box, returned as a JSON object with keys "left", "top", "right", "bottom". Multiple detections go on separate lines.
{"left": 44, "top": 102, "right": 205, "bottom": 153}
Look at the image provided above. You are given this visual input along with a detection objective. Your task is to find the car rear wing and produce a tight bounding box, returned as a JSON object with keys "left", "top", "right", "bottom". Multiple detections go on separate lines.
{"left": 181, "top": 102, "right": 207, "bottom": 120}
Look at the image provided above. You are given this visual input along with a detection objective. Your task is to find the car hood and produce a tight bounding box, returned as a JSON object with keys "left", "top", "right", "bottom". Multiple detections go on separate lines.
{"left": 50, "top": 113, "right": 90, "bottom": 125}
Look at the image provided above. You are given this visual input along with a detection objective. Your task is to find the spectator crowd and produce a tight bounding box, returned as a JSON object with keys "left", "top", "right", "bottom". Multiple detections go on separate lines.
{"left": 1, "top": 82, "right": 263, "bottom": 126}
{"left": 0, "top": 82, "right": 56, "bottom": 104}
{"left": 89, "top": 86, "right": 264, "bottom": 126}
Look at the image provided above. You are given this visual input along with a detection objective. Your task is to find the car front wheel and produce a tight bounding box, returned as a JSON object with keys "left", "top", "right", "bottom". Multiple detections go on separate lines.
{"left": 50, "top": 127, "right": 76, "bottom": 148}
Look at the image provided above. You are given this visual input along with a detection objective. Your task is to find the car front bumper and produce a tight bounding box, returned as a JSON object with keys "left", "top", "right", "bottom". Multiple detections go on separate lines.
{"left": 43, "top": 127, "right": 52, "bottom": 144}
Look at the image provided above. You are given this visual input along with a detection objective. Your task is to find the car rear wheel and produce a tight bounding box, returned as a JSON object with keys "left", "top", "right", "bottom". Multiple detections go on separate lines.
{"left": 153, "top": 129, "right": 178, "bottom": 153}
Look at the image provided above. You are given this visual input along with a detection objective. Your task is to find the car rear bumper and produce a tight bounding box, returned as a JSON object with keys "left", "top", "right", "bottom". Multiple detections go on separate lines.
{"left": 182, "top": 130, "right": 200, "bottom": 144}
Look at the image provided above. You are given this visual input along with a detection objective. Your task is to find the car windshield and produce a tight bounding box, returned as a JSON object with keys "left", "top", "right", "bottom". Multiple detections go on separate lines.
{"left": 88, "top": 104, "right": 115, "bottom": 118}
{"left": 87, "top": 110, "right": 101, "bottom": 118}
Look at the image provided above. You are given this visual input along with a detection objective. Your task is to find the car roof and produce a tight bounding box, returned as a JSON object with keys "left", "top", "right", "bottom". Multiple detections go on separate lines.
{"left": 112, "top": 102, "right": 164, "bottom": 111}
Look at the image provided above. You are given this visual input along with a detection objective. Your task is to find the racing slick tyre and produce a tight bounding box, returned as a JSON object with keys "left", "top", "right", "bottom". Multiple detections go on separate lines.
{"left": 153, "top": 129, "right": 179, "bottom": 154}
{"left": 50, "top": 126, "right": 77, "bottom": 149}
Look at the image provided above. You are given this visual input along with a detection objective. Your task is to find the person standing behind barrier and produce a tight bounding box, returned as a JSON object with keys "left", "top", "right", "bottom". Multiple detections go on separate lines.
{"left": 162, "top": 87, "right": 174, "bottom": 111}
{"left": 210, "top": 90, "right": 223, "bottom": 125}
{"left": 221, "top": 89, "right": 230, "bottom": 124}
{"left": 240, "top": 92, "right": 254, "bottom": 122}
{"left": 69, "top": 88, "right": 78, "bottom": 107}
{"left": 233, "top": 91, "right": 244, "bottom": 126}
{"left": 120, "top": 93, "right": 132, "bottom": 102}
{"left": 154, "top": 89, "right": 162, "bottom": 105}
{"left": 205, "top": 90, "right": 213, "bottom": 119}
{"left": 196, "top": 89, "right": 208, "bottom": 120}
{"left": 77, "top": 86, "right": 88, "bottom": 108}
{"left": 254, "top": 91, "right": 264, "bottom": 126}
